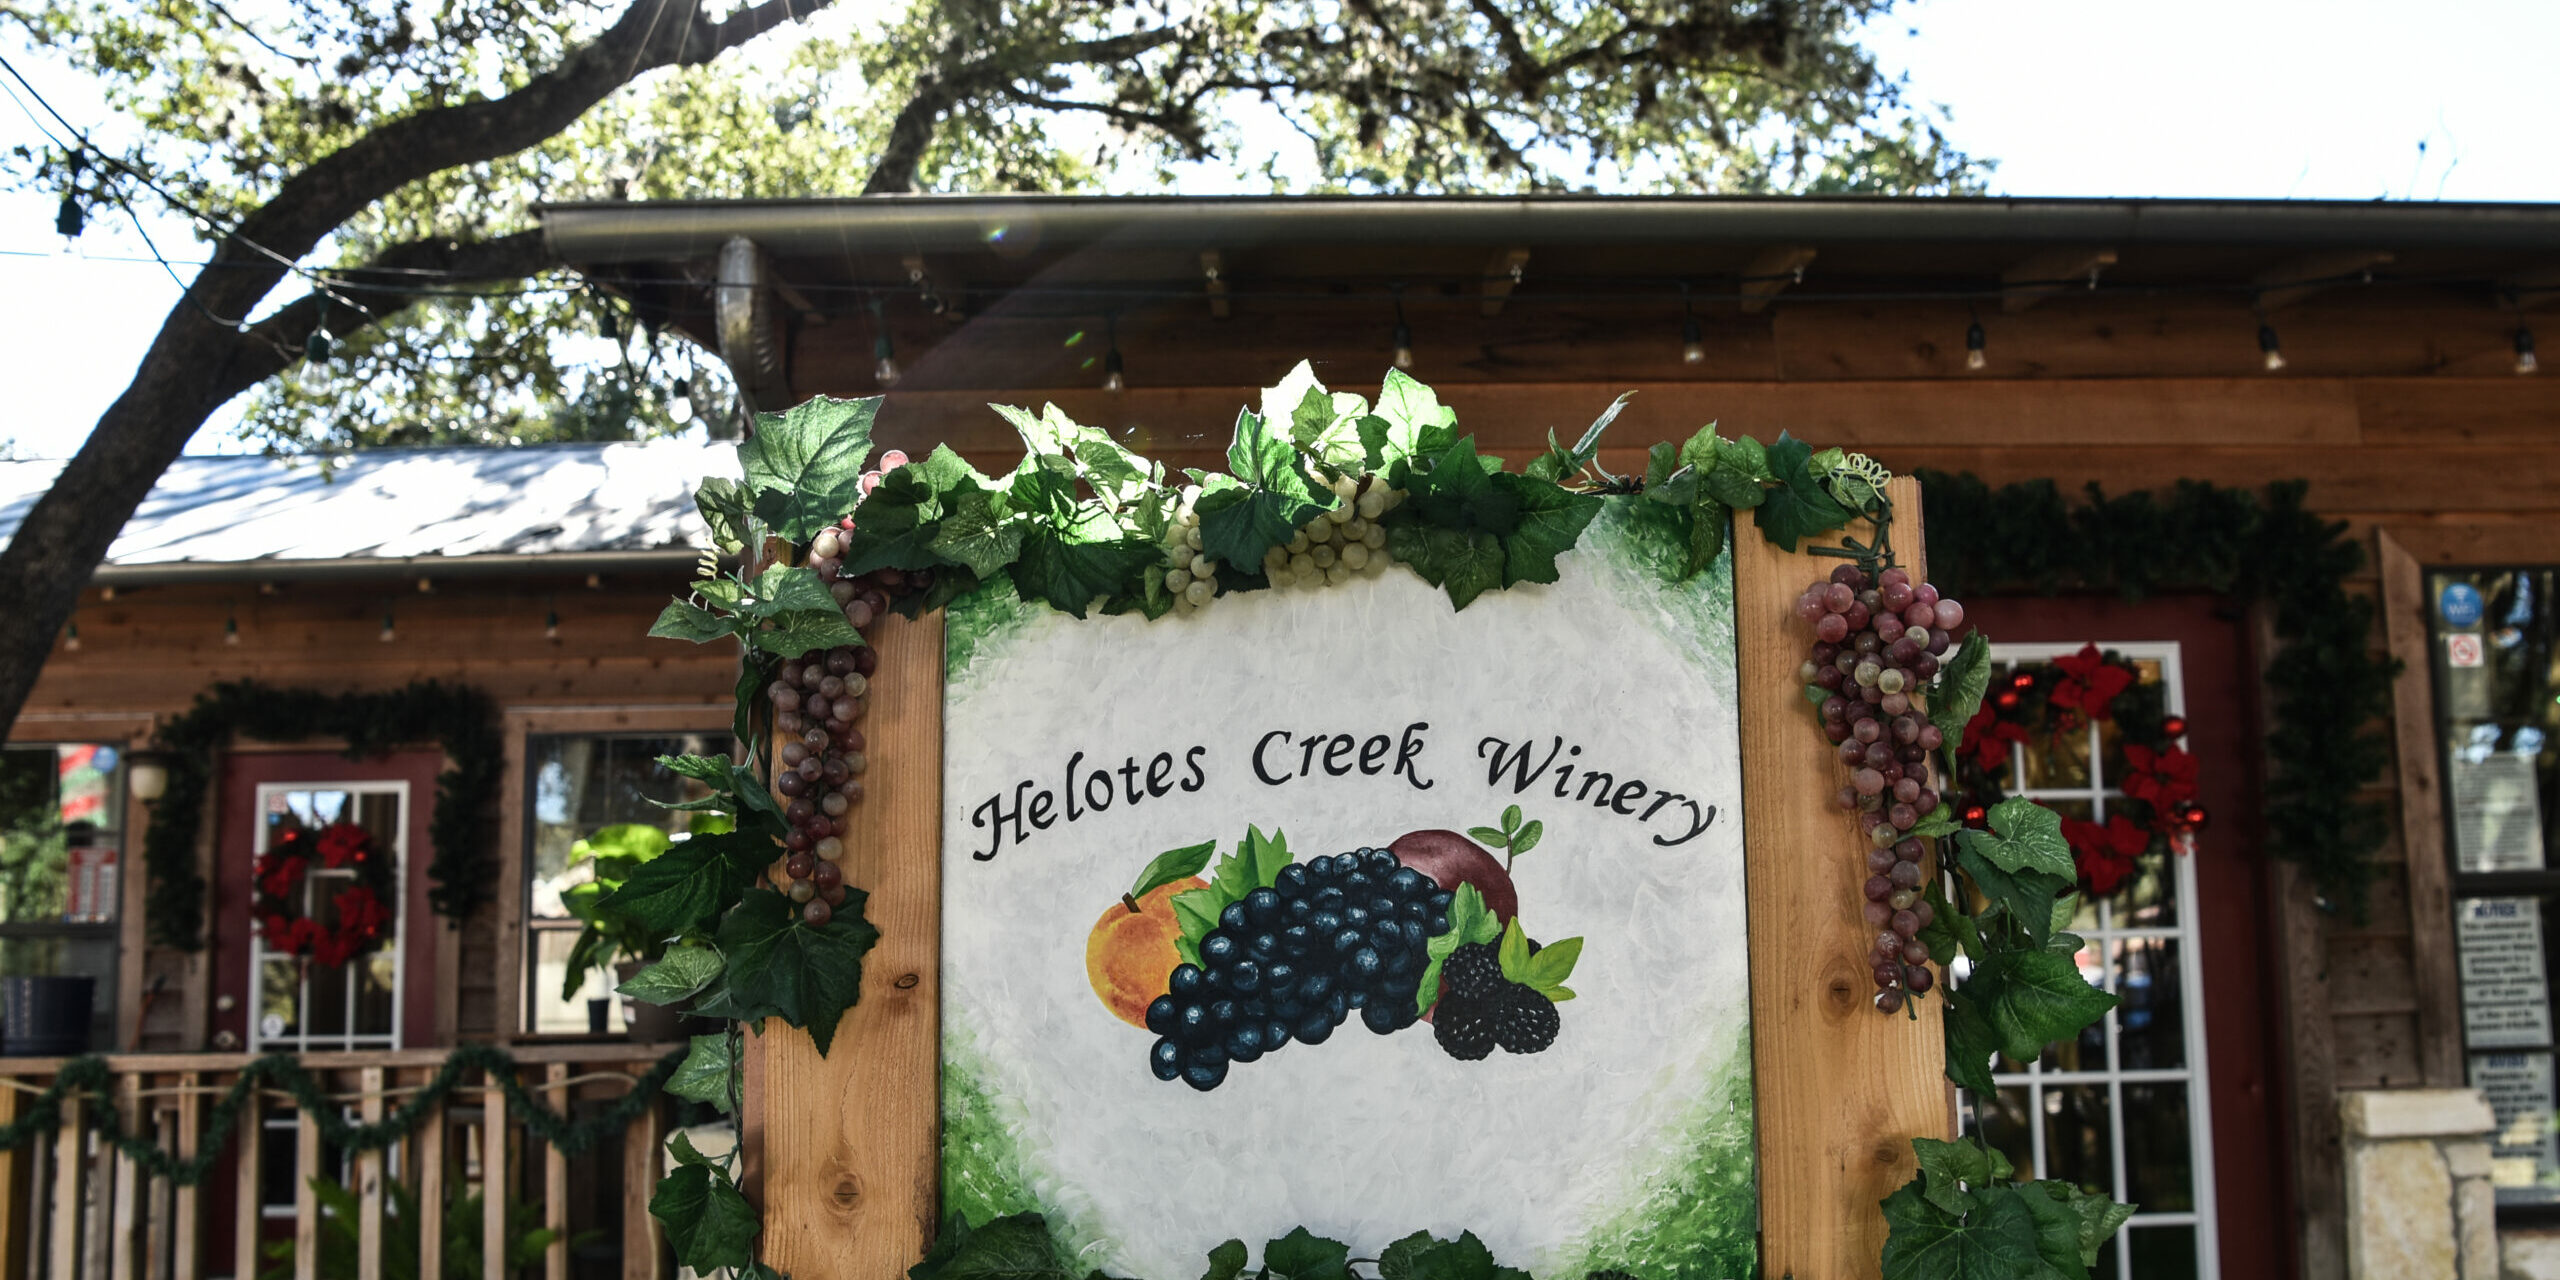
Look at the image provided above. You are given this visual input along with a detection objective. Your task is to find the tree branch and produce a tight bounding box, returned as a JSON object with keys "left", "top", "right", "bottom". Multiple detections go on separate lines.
{"left": 217, "top": 230, "right": 558, "bottom": 406}
{"left": 861, "top": 22, "right": 1184, "bottom": 194}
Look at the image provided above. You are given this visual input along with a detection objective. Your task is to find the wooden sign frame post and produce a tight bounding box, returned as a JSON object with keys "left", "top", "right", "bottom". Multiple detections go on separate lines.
{"left": 750, "top": 477, "right": 1952, "bottom": 1280}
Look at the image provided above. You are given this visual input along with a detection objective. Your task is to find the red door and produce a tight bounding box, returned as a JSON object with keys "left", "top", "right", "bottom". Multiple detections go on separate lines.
{"left": 1969, "top": 593, "right": 2294, "bottom": 1280}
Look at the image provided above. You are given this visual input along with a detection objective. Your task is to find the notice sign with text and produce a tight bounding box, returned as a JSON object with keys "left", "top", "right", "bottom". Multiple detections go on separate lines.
{"left": 2474, "top": 1051, "right": 2560, "bottom": 1198}
{"left": 940, "top": 509, "right": 1752, "bottom": 1280}
{"left": 2460, "top": 897, "right": 2554, "bottom": 1049}
{"left": 2452, "top": 753, "right": 2547, "bottom": 872}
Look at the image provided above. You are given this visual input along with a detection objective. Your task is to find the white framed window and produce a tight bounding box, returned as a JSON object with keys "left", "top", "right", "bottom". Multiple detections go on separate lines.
{"left": 1958, "top": 641, "right": 2219, "bottom": 1280}
{"left": 248, "top": 782, "right": 405, "bottom": 1053}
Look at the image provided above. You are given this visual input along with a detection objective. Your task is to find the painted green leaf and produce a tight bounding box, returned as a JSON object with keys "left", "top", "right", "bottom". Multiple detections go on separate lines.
{"left": 1878, "top": 1182, "right": 2072, "bottom": 1280}
{"left": 1467, "top": 826, "right": 1510, "bottom": 849}
{"left": 1520, "top": 934, "right": 1580, "bottom": 994}
{"left": 1261, "top": 1227, "right": 1351, "bottom": 1280}
{"left": 648, "top": 599, "right": 733, "bottom": 644}
{"left": 911, "top": 1212, "right": 1067, "bottom": 1280}
{"left": 1931, "top": 631, "right": 1994, "bottom": 756}
{"left": 1509, "top": 819, "right": 1543, "bottom": 856}
{"left": 1684, "top": 497, "right": 1729, "bottom": 579}
{"left": 593, "top": 831, "right": 763, "bottom": 939}
{"left": 1496, "top": 916, "right": 1531, "bottom": 980}
{"left": 1415, "top": 884, "right": 1501, "bottom": 1014}
{"left": 741, "top": 395, "right": 878, "bottom": 541}
{"left": 1961, "top": 796, "right": 2075, "bottom": 881}
{"left": 667, "top": 1032, "right": 736, "bottom": 1111}
{"left": 1129, "top": 841, "right": 1218, "bottom": 901}
{"left": 650, "top": 1163, "right": 761, "bottom": 1274}
{"left": 617, "top": 946, "right": 724, "bottom": 1005}
{"left": 1244, "top": 826, "right": 1293, "bottom": 889}
{"left": 1753, "top": 432, "right": 1858, "bottom": 551}
{"left": 718, "top": 887, "right": 882, "bottom": 1056}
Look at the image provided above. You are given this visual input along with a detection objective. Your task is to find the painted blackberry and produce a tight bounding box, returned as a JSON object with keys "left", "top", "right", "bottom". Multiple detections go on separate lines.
{"left": 1491, "top": 983, "right": 1559, "bottom": 1054}
{"left": 1441, "top": 942, "right": 1503, "bottom": 1001}
{"left": 1433, "top": 991, "right": 1499, "bottom": 1060}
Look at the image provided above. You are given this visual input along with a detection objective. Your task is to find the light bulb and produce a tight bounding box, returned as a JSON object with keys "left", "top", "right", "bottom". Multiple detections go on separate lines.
{"left": 1391, "top": 320, "right": 1415, "bottom": 371}
{"left": 1103, "top": 348, "right": 1125, "bottom": 393}
{"left": 1681, "top": 314, "right": 1705, "bottom": 365}
{"left": 2516, "top": 328, "right": 2539, "bottom": 376}
{"left": 63, "top": 623, "right": 79, "bottom": 652}
{"left": 378, "top": 613, "right": 396, "bottom": 643}
{"left": 873, "top": 333, "right": 900, "bottom": 387}
{"left": 2258, "top": 323, "right": 2286, "bottom": 372}
{"left": 544, "top": 610, "right": 560, "bottom": 640}
{"left": 224, "top": 617, "right": 239, "bottom": 646}
{"left": 667, "top": 377, "right": 694, "bottom": 424}
{"left": 1964, "top": 321, "right": 1987, "bottom": 371}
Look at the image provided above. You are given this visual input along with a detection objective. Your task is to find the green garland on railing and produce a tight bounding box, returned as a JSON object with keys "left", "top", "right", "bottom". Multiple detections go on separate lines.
{"left": 1915, "top": 473, "right": 2398, "bottom": 918}
{"left": 0, "top": 1045, "right": 686, "bottom": 1185}
{"left": 144, "top": 678, "right": 504, "bottom": 950}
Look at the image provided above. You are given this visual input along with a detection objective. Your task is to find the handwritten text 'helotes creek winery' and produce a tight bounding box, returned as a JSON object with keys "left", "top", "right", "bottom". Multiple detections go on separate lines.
{"left": 965, "top": 724, "right": 1717, "bottom": 860}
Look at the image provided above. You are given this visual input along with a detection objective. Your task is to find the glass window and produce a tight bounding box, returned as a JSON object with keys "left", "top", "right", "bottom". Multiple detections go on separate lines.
{"left": 1954, "top": 644, "right": 2220, "bottom": 1280}
{"left": 0, "top": 744, "right": 123, "bottom": 1053}
{"left": 2427, "top": 567, "right": 2560, "bottom": 1207}
{"left": 522, "top": 733, "right": 722, "bottom": 1035}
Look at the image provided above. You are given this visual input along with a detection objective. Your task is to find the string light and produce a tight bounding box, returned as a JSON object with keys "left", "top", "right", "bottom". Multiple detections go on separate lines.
{"left": 1102, "top": 314, "right": 1125, "bottom": 393}
{"left": 2258, "top": 322, "right": 2286, "bottom": 372}
{"left": 1679, "top": 285, "right": 1704, "bottom": 365}
{"left": 667, "top": 377, "right": 695, "bottom": 424}
{"left": 1964, "top": 320, "right": 1987, "bottom": 372}
{"left": 544, "top": 609, "right": 560, "bottom": 640}
{"left": 1390, "top": 285, "right": 1414, "bottom": 371}
{"left": 299, "top": 326, "right": 333, "bottom": 391}
{"left": 52, "top": 155, "right": 82, "bottom": 244}
{"left": 2516, "top": 327, "right": 2539, "bottom": 376}
{"left": 378, "top": 611, "right": 395, "bottom": 643}
{"left": 224, "top": 616, "right": 238, "bottom": 646}
{"left": 62, "top": 621, "right": 78, "bottom": 652}
{"left": 870, "top": 296, "right": 900, "bottom": 387}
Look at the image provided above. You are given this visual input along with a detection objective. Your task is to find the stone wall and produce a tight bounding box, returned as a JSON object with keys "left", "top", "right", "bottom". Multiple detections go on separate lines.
{"left": 2340, "top": 1089, "right": 2498, "bottom": 1280}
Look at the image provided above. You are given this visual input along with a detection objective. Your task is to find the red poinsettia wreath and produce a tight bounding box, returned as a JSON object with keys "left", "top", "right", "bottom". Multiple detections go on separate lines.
{"left": 1955, "top": 644, "right": 2210, "bottom": 897}
{"left": 252, "top": 821, "right": 396, "bottom": 966}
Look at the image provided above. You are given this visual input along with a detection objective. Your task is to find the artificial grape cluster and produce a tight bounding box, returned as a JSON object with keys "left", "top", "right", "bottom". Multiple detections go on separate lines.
{"left": 766, "top": 453, "right": 934, "bottom": 925}
{"left": 1793, "top": 563, "right": 1969, "bottom": 1014}
{"left": 1262, "top": 474, "right": 1401, "bottom": 590}
{"left": 1161, "top": 488, "right": 1224, "bottom": 615}
{"left": 1146, "top": 848, "right": 1453, "bottom": 1091}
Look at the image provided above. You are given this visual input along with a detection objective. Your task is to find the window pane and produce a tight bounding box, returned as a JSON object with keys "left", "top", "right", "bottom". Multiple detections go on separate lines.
{"left": 2042, "top": 1085, "right": 2113, "bottom": 1194}
{"left": 2122, "top": 1083, "right": 2196, "bottom": 1211}
{"left": 2125, "top": 1224, "right": 2199, "bottom": 1280}
{"left": 1965, "top": 1086, "right": 2035, "bottom": 1178}
{"left": 2021, "top": 726, "right": 2093, "bottom": 791}
{"left": 526, "top": 734, "right": 722, "bottom": 920}
{"left": 2430, "top": 569, "right": 2557, "bottom": 872}
{"left": 2115, "top": 937, "right": 2187, "bottom": 1070}
{"left": 0, "top": 744, "right": 124, "bottom": 924}
{"left": 530, "top": 928, "right": 625, "bottom": 1035}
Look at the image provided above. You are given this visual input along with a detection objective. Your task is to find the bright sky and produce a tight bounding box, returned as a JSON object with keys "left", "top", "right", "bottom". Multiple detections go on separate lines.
{"left": 0, "top": 0, "right": 2554, "bottom": 461}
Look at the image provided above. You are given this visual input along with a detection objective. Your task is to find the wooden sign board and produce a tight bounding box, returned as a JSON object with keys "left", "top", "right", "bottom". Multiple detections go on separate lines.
{"left": 752, "top": 478, "right": 1947, "bottom": 1280}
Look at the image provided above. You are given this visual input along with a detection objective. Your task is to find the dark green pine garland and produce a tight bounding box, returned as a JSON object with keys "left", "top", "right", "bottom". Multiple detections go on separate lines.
{"left": 0, "top": 1045, "right": 684, "bottom": 1184}
{"left": 144, "top": 679, "right": 504, "bottom": 950}
{"left": 1916, "top": 472, "right": 2397, "bottom": 919}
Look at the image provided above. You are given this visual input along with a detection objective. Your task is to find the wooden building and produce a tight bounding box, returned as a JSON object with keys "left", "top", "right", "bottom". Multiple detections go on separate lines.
{"left": 3, "top": 194, "right": 2557, "bottom": 1280}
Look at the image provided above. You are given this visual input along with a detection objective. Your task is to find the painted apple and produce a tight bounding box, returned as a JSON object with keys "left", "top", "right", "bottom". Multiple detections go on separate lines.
{"left": 1388, "top": 829, "right": 1518, "bottom": 921}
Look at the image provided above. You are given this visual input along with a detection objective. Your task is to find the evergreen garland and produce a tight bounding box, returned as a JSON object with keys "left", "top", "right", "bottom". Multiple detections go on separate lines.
{"left": 0, "top": 1044, "right": 685, "bottom": 1184}
{"left": 1915, "top": 473, "right": 2396, "bottom": 917}
{"left": 143, "top": 679, "right": 504, "bottom": 950}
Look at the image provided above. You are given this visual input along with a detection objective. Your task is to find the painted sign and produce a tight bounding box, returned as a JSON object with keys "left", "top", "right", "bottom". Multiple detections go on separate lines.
{"left": 940, "top": 509, "right": 1752, "bottom": 1280}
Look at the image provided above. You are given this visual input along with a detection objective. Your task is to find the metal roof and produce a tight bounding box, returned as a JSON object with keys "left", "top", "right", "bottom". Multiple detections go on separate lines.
{"left": 0, "top": 440, "right": 729, "bottom": 583}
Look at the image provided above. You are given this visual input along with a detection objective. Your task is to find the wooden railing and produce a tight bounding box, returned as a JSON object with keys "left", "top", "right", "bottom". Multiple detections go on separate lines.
{"left": 0, "top": 1044, "right": 682, "bottom": 1280}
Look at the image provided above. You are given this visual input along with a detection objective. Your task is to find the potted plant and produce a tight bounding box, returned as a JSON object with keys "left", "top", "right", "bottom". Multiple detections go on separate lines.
{"left": 560, "top": 818, "right": 726, "bottom": 1041}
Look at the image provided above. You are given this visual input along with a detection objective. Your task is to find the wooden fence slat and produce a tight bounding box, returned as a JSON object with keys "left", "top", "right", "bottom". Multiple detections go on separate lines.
{"left": 291, "top": 1104, "right": 319, "bottom": 1280}
{"left": 106, "top": 1076, "right": 139, "bottom": 1280}
{"left": 483, "top": 1073, "right": 506, "bottom": 1280}
{"left": 417, "top": 1070, "right": 445, "bottom": 1280}
{"left": 356, "top": 1067, "right": 383, "bottom": 1280}
{"left": 1738, "top": 476, "right": 1953, "bottom": 1280}
{"left": 0, "top": 1081, "right": 21, "bottom": 1277}
{"left": 621, "top": 1088, "right": 661, "bottom": 1280}
{"left": 543, "top": 1063, "right": 568, "bottom": 1280}
{"left": 231, "top": 1090, "right": 262, "bottom": 1280}
{"left": 170, "top": 1073, "right": 202, "bottom": 1280}
{"left": 51, "top": 1095, "right": 83, "bottom": 1280}
{"left": 757, "top": 611, "right": 944, "bottom": 1279}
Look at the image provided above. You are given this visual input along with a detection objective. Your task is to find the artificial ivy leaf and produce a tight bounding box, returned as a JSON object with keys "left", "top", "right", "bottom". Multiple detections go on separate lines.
{"left": 743, "top": 564, "right": 842, "bottom": 618}
{"left": 1198, "top": 410, "right": 1331, "bottom": 569}
{"left": 1261, "top": 1227, "right": 1351, "bottom": 1280}
{"left": 694, "top": 476, "right": 751, "bottom": 555}
{"left": 911, "top": 1212, "right": 1066, "bottom": 1280}
{"left": 1011, "top": 524, "right": 1158, "bottom": 619}
{"left": 1917, "top": 881, "right": 1977, "bottom": 966}
{"left": 1074, "top": 437, "right": 1151, "bottom": 507}
{"left": 1267, "top": 365, "right": 1367, "bottom": 472}
{"left": 2012, "top": 1182, "right": 2095, "bottom": 1280}
{"left": 1403, "top": 1232, "right": 1498, "bottom": 1280}
{"left": 1961, "top": 797, "right": 2075, "bottom": 881}
{"left": 1912, "top": 1137, "right": 2015, "bottom": 1217}
{"left": 1964, "top": 946, "right": 2119, "bottom": 1063}
{"left": 1678, "top": 424, "right": 1722, "bottom": 473}
{"left": 1910, "top": 803, "right": 1962, "bottom": 840}
{"left": 651, "top": 1163, "right": 761, "bottom": 1274}
{"left": 1370, "top": 370, "right": 1459, "bottom": 466}
{"left": 1878, "top": 1181, "right": 2071, "bottom": 1280}
{"left": 1930, "top": 631, "right": 1993, "bottom": 755}
{"left": 649, "top": 600, "right": 734, "bottom": 644}
{"left": 1704, "top": 435, "right": 1772, "bottom": 509}
{"left": 1941, "top": 986, "right": 2004, "bottom": 1095}
{"left": 667, "top": 1032, "right": 737, "bottom": 1111}
{"left": 1955, "top": 843, "right": 2072, "bottom": 949}
{"left": 668, "top": 1130, "right": 713, "bottom": 1168}
{"left": 1376, "top": 1232, "right": 1436, "bottom": 1280}
{"left": 1201, "top": 1239, "right": 1250, "bottom": 1280}
{"left": 1390, "top": 523, "right": 1508, "bottom": 610}
{"left": 1491, "top": 472, "right": 1602, "bottom": 586}
{"left": 618, "top": 946, "right": 725, "bottom": 1005}
{"left": 1129, "top": 841, "right": 1218, "bottom": 901}
{"left": 2033, "top": 1181, "right": 2138, "bottom": 1270}
{"left": 719, "top": 887, "right": 882, "bottom": 1056}
{"left": 593, "top": 831, "right": 764, "bottom": 939}
{"left": 892, "top": 565, "right": 982, "bottom": 620}
{"left": 741, "top": 395, "right": 878, "bottom": 541}
{"left": 927, "top": 487, "right": 1027, "bottom": 579}
{"left": 1753, "top": 432, "right": 1857, "bottom": 551}
{"left": 751, "top": 609, "right": 865, "bottom": 658}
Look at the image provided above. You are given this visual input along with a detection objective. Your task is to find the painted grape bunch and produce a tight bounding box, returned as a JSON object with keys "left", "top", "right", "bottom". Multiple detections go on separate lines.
{"left": 1794, "top": 563, "right": 1968, "bottom": 1014}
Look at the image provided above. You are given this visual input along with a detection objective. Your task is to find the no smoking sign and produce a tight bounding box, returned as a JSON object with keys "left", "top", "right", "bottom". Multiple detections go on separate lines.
{"left": 2448, "top": 633, "right": 2486, "bottom": 668}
